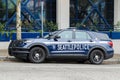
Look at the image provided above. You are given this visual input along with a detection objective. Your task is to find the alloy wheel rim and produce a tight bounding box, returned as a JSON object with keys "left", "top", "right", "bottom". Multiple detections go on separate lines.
{"left": 33, "top": 50, "right": 43, "bottom": 61}
{"left": 93, "top": 53, "right": 102, "bottom": 62}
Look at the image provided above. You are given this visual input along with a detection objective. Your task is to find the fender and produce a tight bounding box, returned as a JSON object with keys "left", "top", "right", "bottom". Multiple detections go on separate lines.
{"left": 27, "top": 43, "right": 50, "bottom": 56}
{"left": 87, "top": 45, "right": 107, "bottom": 58}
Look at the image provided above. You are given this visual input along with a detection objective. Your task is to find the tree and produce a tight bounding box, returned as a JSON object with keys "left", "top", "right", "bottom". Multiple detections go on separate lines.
{"left": 16, "top": 0, "right": 21, "bottom": 40}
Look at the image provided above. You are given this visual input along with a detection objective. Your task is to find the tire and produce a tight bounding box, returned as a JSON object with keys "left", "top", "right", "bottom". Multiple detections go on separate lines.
{"left": 89, "top": 50, "right": 104, "bottom": 64}
{"left": 29, "top": 47, "right": 46, "bottom": 63}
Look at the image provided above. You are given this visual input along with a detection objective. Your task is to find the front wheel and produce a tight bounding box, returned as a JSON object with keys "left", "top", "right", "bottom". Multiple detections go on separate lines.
{"left": 89, "top": 50, "right": 104, "bottom": 64}
{"left": 29, "top": 47, "right": 46, "bottom": 63}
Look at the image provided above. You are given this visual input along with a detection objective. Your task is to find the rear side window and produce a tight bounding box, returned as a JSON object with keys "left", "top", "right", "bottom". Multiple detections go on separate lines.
{"left": 94, "top": 32, "right": 110, "bottom": 40}
{"left": 75, "top": 31, "right": 91, "bottom": 40}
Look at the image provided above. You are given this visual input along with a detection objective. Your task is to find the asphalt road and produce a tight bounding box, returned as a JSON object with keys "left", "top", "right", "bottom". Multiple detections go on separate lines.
{"left": 0, "top": 61, "right": 120, "bottom": 80}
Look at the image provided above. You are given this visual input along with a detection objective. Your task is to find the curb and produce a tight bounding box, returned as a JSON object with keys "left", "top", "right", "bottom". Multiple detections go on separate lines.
{"left": 104, "top": 59, "right": 120, "bottom": 64}
{"left": 0, "top": 56, "right": 120, "bottom": 64}
{"left": 0, "top": 56, "right": 16, "bottom": 61}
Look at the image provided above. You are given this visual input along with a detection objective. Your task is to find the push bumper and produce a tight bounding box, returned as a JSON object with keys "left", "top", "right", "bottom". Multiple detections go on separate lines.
{"left": 9, "top": 47, "right": 29, "bottom": 56}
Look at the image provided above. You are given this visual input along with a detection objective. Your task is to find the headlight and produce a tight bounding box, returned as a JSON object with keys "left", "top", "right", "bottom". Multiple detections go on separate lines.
{"left": 12, "top": 40, "right": 26, "bottom": 47}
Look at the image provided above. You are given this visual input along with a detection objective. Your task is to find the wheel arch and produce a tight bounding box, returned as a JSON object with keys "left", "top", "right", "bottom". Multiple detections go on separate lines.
{"left": 88, "top": 46, "right": 107, "bottom": 59}
{"left": 28, "top": 43, "right": 50, "bottom": 56}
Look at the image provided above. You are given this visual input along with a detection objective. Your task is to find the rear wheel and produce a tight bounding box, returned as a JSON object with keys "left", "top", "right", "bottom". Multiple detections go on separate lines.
{"left": 89, "top": 50, "right": 104, "bottom": 64}
{"left": 29, "top": 47, "right": 46, "bottom": 63}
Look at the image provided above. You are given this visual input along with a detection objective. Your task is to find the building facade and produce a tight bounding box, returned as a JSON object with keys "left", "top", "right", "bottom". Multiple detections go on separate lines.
{"left": 0, "top": 0, "right": 119, "bottom": 31}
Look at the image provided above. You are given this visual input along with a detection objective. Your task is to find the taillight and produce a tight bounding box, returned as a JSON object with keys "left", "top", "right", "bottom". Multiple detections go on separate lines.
{"left": 108, "top": 41, "right": 113, "bottom": 47}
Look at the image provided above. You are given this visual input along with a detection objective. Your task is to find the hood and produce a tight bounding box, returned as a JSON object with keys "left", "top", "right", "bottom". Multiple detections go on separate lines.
{"left": 24, "top": 38, "right": 50, "bottom": 43}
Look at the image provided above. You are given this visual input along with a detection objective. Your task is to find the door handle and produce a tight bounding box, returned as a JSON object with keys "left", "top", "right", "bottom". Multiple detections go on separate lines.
{"left": 67, "top": 40, "right": 72, "bottom": 42}
{"left": 89, "top": 39, "right": 93, "bottom": 42}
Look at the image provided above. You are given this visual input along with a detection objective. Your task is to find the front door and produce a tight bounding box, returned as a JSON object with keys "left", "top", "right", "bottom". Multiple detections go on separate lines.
{"left": 49, "top": 30, "right": 74, "bottom": 54}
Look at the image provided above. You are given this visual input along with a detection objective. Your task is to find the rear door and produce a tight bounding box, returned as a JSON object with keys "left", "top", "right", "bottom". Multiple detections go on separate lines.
{"left": 73, "top": 30, "right": 92, "bottom": 55}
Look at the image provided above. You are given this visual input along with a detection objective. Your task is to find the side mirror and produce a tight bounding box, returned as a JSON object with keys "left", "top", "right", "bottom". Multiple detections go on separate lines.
{"left": 89, "top": 39, "right": 94, "bottom": 42}
{"left": 54, "top": 35, "right": 60, "bottom": 41}
{"left": 55, "top": 35, "right": 60, "bottom": 39}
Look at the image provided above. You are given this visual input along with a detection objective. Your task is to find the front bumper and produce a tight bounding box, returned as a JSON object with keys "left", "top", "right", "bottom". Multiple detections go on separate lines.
{"left": 8, "top": 40, "right": 30, "bottom": 55}
{"left": 8, "top": 47, "right": 30, "bottom": 59}
{"left": 9, "top": 47, "right": 30, "bottom": 56}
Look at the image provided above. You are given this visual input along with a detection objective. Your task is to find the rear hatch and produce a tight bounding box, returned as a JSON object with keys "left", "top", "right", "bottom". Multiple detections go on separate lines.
{"left": 93, "top": 32, "right": 113, "bottom": 47}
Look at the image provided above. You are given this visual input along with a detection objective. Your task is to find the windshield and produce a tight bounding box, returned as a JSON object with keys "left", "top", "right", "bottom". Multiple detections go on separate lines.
{"left": 44, "top": 30, "right": 60, "bottom": 39}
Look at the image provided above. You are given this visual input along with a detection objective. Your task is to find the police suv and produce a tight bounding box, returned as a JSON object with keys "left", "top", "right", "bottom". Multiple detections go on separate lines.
{"left": 8, "top": 28, "right": 114, "bottom": 64}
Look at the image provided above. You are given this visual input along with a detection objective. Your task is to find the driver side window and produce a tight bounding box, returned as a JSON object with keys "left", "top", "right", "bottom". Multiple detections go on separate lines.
{"left": 58, "top": 31, "right": 73, "bottom": 39}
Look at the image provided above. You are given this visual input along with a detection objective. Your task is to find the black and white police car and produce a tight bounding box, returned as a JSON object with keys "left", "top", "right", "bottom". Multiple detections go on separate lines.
{"left": 8, "top": 28, "right": 114, "bottom": 64}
